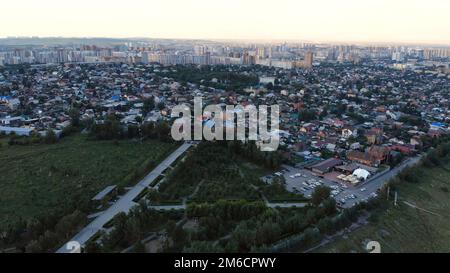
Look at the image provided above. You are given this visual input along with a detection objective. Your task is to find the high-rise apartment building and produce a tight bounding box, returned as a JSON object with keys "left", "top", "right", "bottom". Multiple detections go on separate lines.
{"left": 304, "top": 51, "right": 314, "bottom": 68}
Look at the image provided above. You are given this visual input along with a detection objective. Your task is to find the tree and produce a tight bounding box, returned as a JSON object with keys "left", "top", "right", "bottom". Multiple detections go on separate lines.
{"left": 322, "top": 198, "right": 337, "bottom": 215}
{"left": 298, "top": 109, "right": 316, "bottom": 122}
{"left": 44, "top": 129, "right": 58, "bottom": 144}
{"left": 317, "top": 217, "right": 334, "bottom": 235}
{"left": 25, "top": 240, "right": 42, "bottom": 253}
{"left": 255, "top": 221, "right": 281, "bottom": 246}
{"left": 232, "top": 222, "right": 255, "bottom": 252}
{"left": 84, "top": 240, "right": 102, "bottom": 253}
{"left": 54, "top": 210, "right": 87, "bottom": 240}
{"left": 38, "top": 230, "right": 59, "bottom": 251}
{"left": 143, "top": 97, "right": 155, "bottom": 115}
{"left": 155, "top": 121, "right": 171, "bottom": 142}
{"left": 141, "top": 122, "right": 157, "bottom": 139}
{"left": 171, "top": 225, "right": 187, "bottom": 246}
{"left": 157, "top": 101, "right": 165, "bottom": 110}
{"left": 311, "top": 186, "right": 331, "bottom": 206}
{"left": 90, "top": 114, "right": 123, "bottom": 140}
{"left": 135, "top": 116, "right": 143, "bottom": 123}
{"left": 132, "top": 240, "right": 146, "bottom": 253}
{"left": 183, "top": 241, "right": 224, "bottom": 253}
{"left": 69, "top": 107, "right": 81, "bottom": 128}
{"left": 127, "top": 125, "right": 139, "bottom": 139}
{"left": 102, "top": 212, "right": 128, "bottom": 249}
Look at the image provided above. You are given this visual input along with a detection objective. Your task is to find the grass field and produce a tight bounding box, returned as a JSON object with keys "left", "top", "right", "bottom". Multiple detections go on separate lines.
{"left": 315, "top": 161, "right": 450, "bottom": 253}
{"left": 0, "top": 134, "right": 177, "bottom": 229}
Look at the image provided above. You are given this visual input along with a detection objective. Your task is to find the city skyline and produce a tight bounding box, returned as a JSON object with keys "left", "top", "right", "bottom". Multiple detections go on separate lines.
{"left": 2, "top": 0, "right": 450, "bottom": 45}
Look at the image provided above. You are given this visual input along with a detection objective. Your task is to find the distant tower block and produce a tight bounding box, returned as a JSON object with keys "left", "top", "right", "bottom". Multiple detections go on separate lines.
{"left": 304, "top": 51, "right": 314, "bottom": 68}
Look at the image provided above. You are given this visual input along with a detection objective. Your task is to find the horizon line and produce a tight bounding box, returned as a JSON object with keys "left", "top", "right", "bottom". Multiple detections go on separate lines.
{"left": 1, "top": 35, "right": 450, "bottom": 47}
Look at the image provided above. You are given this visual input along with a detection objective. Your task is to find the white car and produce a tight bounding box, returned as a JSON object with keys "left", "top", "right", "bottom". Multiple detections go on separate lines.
{"left": 360, "top": 188, "right": 366, "bottom": 192}
{"left": 290, "top": 175, "right": 295, "bottom": 178}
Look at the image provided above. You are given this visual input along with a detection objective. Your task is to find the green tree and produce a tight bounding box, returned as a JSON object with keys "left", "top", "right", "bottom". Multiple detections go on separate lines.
{"left": 322, "top": 198, "right": 337, "bottom": 215}
{"left": 143, "top": 97, "right": 155, "bottom": 115}
{"left": 183, "top": 241, "right": 224, "bottom": 253}
{"left": 132, "top": 240, "right": 146, "bottom": 253}
{"left": 84, "top": 240, "right": 102, "bottom": 253}
{"left": 69, "top": 107, "right": 81, "bottom": 127}
{"left": 311, "top": 186, "right": 331, "bottom": 206}
{"left": 157, "top": 101, "right": 165, "bottom": 110}
{"left": 44, "top": 129, "right": 58, "bottom": 144}
{"left": 25, "top": 240, "right": 42, "bottom": 253}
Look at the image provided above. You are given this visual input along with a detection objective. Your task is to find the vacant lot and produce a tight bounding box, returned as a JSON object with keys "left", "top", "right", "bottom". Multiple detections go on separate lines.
{"left": 0, "top": 134, "right": 176, "bottom": 229}
{"left": 316, "top": 162, "right": 450, "bottom": 253}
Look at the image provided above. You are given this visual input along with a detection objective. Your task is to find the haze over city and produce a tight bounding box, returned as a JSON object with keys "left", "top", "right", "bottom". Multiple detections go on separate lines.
{"left": 2, "top": 0, "right": 450, "bottom": 45}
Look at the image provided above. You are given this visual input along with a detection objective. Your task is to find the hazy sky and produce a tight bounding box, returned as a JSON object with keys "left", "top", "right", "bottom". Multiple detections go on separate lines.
{"left": 1, "top": 0, "right": 450, "bottom": 44}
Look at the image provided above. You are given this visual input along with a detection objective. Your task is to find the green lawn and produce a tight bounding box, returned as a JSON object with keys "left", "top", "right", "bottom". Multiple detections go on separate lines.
{"left": 315, "top": 162, "right": 450, "bottom": 253}
{"left": 0, "top": 134, "right": 177, "bottom": 229}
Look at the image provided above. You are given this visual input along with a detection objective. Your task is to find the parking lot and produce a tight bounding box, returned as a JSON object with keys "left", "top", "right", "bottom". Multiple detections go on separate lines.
{"left": 263, "top": 165, "right": 379, "bottom": 208}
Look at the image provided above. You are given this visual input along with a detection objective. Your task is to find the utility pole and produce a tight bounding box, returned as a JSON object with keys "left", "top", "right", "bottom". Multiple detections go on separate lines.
{"left": 394, "top": 191, "right": 398, "bottom": 206}
{"left": 386, "top": 186, "right": 390, "bottom": 201}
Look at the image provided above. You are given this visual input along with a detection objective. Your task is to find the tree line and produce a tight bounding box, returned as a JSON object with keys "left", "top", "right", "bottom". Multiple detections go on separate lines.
{"left": 89, "top": 114, "right": 172, "bottom": 143}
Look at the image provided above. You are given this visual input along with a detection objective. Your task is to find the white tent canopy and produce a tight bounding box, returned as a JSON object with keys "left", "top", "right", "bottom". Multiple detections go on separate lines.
{"left": 353, "top": 168, "right": 371, "bottom": 180}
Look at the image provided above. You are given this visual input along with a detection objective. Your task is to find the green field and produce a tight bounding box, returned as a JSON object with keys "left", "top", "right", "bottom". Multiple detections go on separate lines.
{"left": 0, "top": 134, "right": 177, "bottom": 229}
{"left": 316, "top": 161, "right": 450, "bottom": 253}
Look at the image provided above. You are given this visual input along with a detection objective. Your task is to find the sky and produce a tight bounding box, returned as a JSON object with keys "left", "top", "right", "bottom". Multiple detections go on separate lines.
{"left": 1, "top": 0, "right": 450, "bottom": 45}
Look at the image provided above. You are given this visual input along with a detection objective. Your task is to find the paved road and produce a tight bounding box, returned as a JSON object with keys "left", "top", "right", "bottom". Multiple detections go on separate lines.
{"left": 149, "top": 205, "right": 186, "bottom": 211}
{"left": 148, "top": 202, "right": 308, "bottom": 211}
{"left": 56, "top": 143, "right": 192, "bottom": 253}
{"left": 267, "top": 202, "right": 307, "bottom": 208}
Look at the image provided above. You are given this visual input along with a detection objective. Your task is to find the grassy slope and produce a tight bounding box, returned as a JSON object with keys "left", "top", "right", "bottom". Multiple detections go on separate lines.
{"left": 316, "top": 162, "right": 450, "bottom": 253}
{"left": 0, "top": 134, "right": 176, "bottom": 228}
